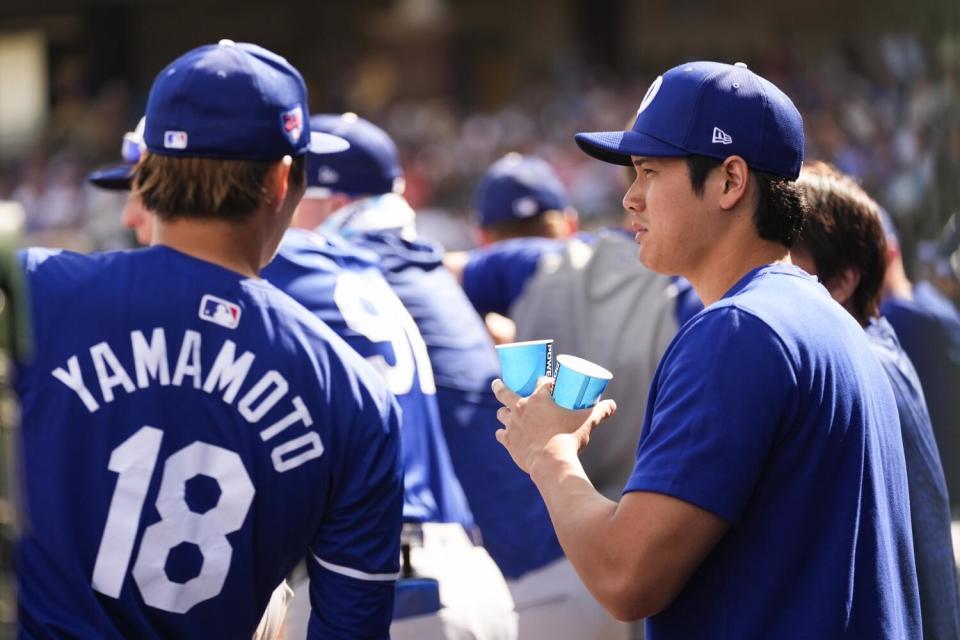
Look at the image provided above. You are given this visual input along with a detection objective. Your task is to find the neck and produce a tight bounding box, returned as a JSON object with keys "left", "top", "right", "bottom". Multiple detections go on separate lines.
{"left": 685, "top": 233, "right": 791, "bottom": 306}
{"left": 883, "top": 260, "right": 913, "bottom": 300}
{"left": 152, "top": 213, "right": 271, "bottom": 278}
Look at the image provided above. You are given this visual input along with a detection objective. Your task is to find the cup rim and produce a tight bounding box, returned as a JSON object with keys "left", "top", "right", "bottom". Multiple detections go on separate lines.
{"left": 556, "top": 353, "right": 613, "bottom": 379}
{"left": 494, "top": 339, "right": 554, "bottom": 350}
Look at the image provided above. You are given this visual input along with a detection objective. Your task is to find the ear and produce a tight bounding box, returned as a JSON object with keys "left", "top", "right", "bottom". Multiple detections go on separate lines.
{"left": 717, "top": 155, "right": 750, "bottom": 211}
{"left": 265, "top": 156, "right": 293, "bottom": 213}
{"left": 826, "top": 266, "right": 861, "bottom": 307}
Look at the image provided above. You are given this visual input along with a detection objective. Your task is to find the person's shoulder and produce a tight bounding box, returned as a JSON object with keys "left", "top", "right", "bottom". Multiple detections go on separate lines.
{"left": 19, "top": 246, "right": 135, "bottom": 291}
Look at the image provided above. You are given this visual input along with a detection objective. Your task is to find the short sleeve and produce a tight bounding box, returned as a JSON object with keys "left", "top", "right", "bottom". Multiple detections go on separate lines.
{"left": 461, "top": 239, "right": 561, "bottom": 316}
{"left": 624, "top": 307, "right": 797, "bottom": 523}
{"left": 306, "top": 375, "right": 404, "bottom": 638}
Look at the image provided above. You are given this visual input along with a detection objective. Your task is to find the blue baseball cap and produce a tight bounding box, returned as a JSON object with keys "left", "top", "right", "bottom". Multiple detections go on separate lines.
{"left": 87, "top": 117, "right": 146, "bottom": 190}
{"left": 575, "top": 61, "right": 804, "bottom": 180}
{"left": 474, "top": 153, "right": 569, "bottom": 228}
{"left": 144, "top": 40, "right": 346, "bottom": 161}
{"left": 304, "top": 113, "right": 404, "bottom": 198}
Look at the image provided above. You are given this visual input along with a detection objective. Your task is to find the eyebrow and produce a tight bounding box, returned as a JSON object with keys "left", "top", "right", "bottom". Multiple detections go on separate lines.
{"left": 632, "top": 157, "right": 653, "bottom": 168}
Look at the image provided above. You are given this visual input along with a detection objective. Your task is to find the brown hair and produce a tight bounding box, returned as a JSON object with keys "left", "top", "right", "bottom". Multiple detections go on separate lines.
{"left": 134, "top": 152, "right": 305, "bottom": 221}
{"left": 794, "top": 161, "right": 888, "bottom": 322}
{"left": 482, "top": 209, "right": 569, "bottom": 242}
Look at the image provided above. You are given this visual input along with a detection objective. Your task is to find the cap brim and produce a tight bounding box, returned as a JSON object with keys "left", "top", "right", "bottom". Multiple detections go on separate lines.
{"left": 574, "top": 130, "right": 688, "bottom": 166}
{"left": 87, "top": 165, "right": 134, "bottom": 190}
{"left": 309, "top": 131, "right": 351, "bottom": 155}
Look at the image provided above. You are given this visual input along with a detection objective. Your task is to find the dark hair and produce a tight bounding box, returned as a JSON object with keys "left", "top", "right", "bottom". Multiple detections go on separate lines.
{"left": 135, "top": 153, "right": 305, "bottom": 221}
{"left": 794, "top": 161, "right": 888, "bottom": 322}
{"left": 685, "top": 155, "right": 807, "bottom": 248}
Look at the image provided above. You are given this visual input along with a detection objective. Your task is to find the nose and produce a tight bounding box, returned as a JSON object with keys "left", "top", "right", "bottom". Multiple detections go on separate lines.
{"left": 622, "top": 180, "right": 645, "bottom": 213}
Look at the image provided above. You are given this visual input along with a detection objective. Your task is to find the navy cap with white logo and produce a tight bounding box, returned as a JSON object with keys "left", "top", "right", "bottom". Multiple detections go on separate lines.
{"left": 305, "top": 113, "right": 404, "bottom": 198}
{"left": 87, "top": 117, "right": 146, "bottom": 190}
{"left": 575, "top": 61, "right": 804, "bottom": 180}
{"left": 474, "top": 153, "right": 569, "bottom": 228}
{"left": 144, "top": 40, "right": 347, "bottom": 161}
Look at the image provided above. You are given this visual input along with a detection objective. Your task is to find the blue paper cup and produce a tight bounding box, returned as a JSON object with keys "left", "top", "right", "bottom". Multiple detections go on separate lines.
{"left": 495, "top": 339, "right": 554, "bottom": 396}
{"left": 552, "top": 354, "right": 613, "bottom": 410}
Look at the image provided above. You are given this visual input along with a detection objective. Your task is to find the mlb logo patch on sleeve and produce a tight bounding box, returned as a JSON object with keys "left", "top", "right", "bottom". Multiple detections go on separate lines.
{"left": 199, "top": 294, "right": 242, "bottom": 329}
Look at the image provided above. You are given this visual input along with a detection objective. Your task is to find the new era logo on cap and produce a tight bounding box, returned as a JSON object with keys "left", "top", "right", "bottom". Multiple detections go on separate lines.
{"left": 164, "top": 131, "right": 188, "bottom": 149}
{"left": 712, "top": 127, "right": 733, "bottom": 145}
{"left": 199, "top": 294, "right": 241, "bottom": 329}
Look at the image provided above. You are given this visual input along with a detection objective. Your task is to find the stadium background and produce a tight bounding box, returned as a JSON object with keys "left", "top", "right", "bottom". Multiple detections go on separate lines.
{"left": 0, "top": 0, "right": 957, "bottom": 281}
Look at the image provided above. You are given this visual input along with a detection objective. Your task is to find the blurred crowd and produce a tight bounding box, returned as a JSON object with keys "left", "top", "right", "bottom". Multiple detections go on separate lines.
{"left": 1, "top": 33, "right": 958, "bottom": 298}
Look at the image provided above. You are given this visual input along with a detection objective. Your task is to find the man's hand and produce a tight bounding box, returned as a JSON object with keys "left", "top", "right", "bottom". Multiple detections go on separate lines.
{"left": 492, "top": 377, "right": 616, "bottom": 474}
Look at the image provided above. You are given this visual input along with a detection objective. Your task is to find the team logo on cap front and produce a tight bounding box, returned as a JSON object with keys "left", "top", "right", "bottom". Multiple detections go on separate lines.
{"left": 281, "top": 107, "right": 304, "bottom": 145}
{"left": 199, "top": 294, "right": 241, "bottom": 329}
{"left": 163, "top": 131, "right": 188, "bottom": 150}
{"left": 637, "top": 76, "right": 663, "bottom": 116}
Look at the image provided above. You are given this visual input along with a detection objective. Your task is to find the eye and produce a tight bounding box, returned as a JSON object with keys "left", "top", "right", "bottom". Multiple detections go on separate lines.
{"left": 641, "top": 168, "right": 655, "bottom": 177}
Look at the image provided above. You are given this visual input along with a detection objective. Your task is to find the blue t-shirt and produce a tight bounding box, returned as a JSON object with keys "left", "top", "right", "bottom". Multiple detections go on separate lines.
{"left": 16, "top": 246, "right": 403, "bottom": 639}
{"left": 625, "top": 264, "right": 920, "bottom": 639}
{"left": 263, "top": 228, "right": 473, "bottom": 527}
{"left": 866, "top": 316, "right": 960, "bottom": 640}
{"left": 881, "top": 281, "right": 960, "bottom": 506}
{"left": 356, "top": 230, "right": 564, "bottom": 579}
{"left": 461, "top": 232, "right": 702, "bottom": 326}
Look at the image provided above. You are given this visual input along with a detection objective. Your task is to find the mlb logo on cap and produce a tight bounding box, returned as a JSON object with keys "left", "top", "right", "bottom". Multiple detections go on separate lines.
{"left": 164, "top": 131, "right": 188, "bottom": 150}
{"left": 199, "top": 294, "right": 241, "bottom": 329}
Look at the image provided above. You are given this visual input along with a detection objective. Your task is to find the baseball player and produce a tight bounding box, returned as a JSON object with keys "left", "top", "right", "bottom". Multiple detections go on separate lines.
{"left": 290, "top": 113, "right": 518, "bottom": 639}
{"left": 792, "top": 161, "right": 960, "bottom": 640}
{"left": 445, "top": 154, "right": 702, "bottom": 508}
{"left": 261, "top": 157, "right": 483, "bottom": 637}
{"left": 15, "top": 41, "right": 403, "bottom": 639}
{"left": 307, "top": 113, "right": 633, "bottom": 638}
{"left": 493, "top": 61, "right": 920, "bottom": 638}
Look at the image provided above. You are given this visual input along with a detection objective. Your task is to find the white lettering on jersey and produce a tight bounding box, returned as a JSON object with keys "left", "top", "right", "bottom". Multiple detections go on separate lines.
{"left": 238, "top": 371, "right": 288, "bottom": 423}
{"left": 271, "top": 431, "right": 324, "bottom": 473}
{"left": 91, "top": 342, "right": 136, "bottom": 403}
{"left": 203, "top": 339, "right": 255, "bottom": 403}
{"left": 48, "top": 328, "right": 325, "bottom": 473}
{"left": 172, "top": 330, "right": 203, "bottom": 388}
{"left": 51, "top": 355, "right": 100, "bottom": 412}
{"left": 259, "top": 396, "right": 312, "bottom": 441}
{"left": 131, "top": 329, "right": 170, "bottom": 388}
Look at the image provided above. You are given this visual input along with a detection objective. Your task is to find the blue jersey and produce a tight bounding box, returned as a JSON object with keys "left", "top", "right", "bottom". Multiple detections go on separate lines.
{"left": 626, "top": 265, "right": 920, "bottom": 639}
{"left": 263, "top": 228, "right": 472, "bottom": 526}
{"left": 16, "top": 246, "right": 403, "bottom": 640}
{"left": 462, "top": 232, "right": 701, "bottom": 325}
{"left": 355, "top": 230, "right": 564, "bottom": 579}
{"left": 866, "top": 316, "right": 960, "bottom": 640}
{"left": 881, "top": 281, "right": 960, "bottom": 505}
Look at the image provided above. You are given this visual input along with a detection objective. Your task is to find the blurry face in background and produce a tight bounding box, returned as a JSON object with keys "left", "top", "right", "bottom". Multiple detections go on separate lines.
{"left": 122, "top": 192, "right": 154, "bottom": 246}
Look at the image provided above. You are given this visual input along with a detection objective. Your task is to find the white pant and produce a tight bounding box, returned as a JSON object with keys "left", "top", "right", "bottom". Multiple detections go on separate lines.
{"left": 284, "top": 523, "right": 518, "bottom": 640}
{"left": 508, "top": 556, "right": 632, "bottom": 640}
{"left": 253, "top": 580, "right": 293, "bottom": 640}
